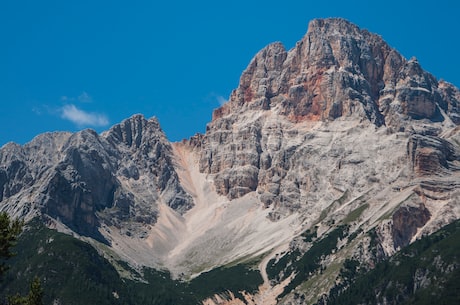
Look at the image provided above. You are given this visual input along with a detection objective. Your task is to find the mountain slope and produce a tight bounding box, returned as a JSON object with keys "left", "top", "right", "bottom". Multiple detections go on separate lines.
{"left": 0, "top": 115, "right": 193, "bottom": 242}
{"left": 0, "top": 220, "right": 263, "bottom": 305}
{"left": 1, "top": 18, "right": 460, "bottom": 304}
{"left": 323, "top": 219, "right": 460, "bottom": 305}
{"left": 3, "top": 219, "right": 458, "bottom": 305}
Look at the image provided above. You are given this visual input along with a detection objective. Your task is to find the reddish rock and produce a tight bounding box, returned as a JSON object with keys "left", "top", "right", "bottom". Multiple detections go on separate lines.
{"left": 392, "top": 201, "right": 431, "bottom": 249}
{"left": 211, "top": 18, "right": 460, "bottom": 128}
{"left": 407, "top": 134, "right": 459, "bottom": 176}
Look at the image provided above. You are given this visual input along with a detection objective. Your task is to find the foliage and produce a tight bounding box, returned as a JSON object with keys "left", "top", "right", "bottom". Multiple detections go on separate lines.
{"left": 347, "top": 227, "right": 362, "bottom": 243}
{"left": 367, "top": 227, "right": 381, "bottom": 257}
{"left": 188, "top": 263, "right": 262, "bottom": 300}
{"left": 0, "top": 212, "right": 23, "bottom": 277}
{"left": 0, "top": 213, "right": 44, "bottom": 305}
{"left": 343, "top": 203, "right": 368, "bottom": 224}
{"left": 301, "top": 227, "right": 317, "bottom": 242}
{"left": 7, "top": 277, "right": 43, "bottom": 305}
{"left": 27, "top": 277, "right": 44, "bottom": 305}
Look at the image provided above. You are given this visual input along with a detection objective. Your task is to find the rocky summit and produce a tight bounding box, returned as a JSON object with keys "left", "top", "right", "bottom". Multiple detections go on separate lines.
{"left": 1, "top": 18, "right": 460, "bottom": 305}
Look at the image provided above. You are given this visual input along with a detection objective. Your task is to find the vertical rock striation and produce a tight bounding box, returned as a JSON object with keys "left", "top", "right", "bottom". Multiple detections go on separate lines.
{"left": 0, "top": 115, "right": 193, "bottom": 242}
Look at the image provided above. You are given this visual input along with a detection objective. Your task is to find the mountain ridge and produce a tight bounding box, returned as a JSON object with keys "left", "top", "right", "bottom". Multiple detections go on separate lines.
{"left": 211, "top": 18, "right": 459, "bottom": 127}
{"left": 1, "top": 18, "right": 460, "bottom": 304}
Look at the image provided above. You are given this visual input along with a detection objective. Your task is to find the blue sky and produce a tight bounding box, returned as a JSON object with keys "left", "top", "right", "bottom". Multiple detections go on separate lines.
{"left": 1, "top": 0, "right": 459, "bottom": 146}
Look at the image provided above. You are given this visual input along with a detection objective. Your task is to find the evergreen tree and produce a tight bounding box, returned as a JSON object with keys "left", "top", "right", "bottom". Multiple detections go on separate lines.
{"left": 0, "top": 212, "right": 23, "bottom": 277}
{"left": 6, "top": 293, "right": 27, "bottom": 305}
{"left": 0, "top": 213, "right": 43, "bottom": 305}
{"left": 26, "top": 277, "right": 43, "bottom": 305}
{"left": 5, "top": 277, "right": 44, "bottom": 305}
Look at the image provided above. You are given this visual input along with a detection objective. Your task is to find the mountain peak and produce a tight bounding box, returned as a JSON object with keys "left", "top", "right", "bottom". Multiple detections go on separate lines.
{"left": 307, "top": 17, "right": 366, "bottom": 36}
{"left": 104, "top": 114, "right": 164, "bottom": 149}
{"left": 212, "top": 18, "right": 459, "bottom": 129}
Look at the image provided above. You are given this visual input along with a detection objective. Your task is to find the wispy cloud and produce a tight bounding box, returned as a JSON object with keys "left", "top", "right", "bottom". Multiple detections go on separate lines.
{"left": 78, "top": 91, "right": 92, "bottom": 103}
{"left": 60, "top": 91, "right": 93, "bottom": 103}
{"left": 204, "top": 92, "right": 229, "bottom": 107}
{"left": 216, "top": 95, "right": 228, "bottom": 106}
{"left": 60, "top": 104, "right": 109, "bottom": 127}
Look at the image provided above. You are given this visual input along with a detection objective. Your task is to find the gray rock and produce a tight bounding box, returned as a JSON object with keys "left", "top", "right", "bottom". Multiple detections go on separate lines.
{"left": 0, "top": 114, "right": 193, "bottom": 242}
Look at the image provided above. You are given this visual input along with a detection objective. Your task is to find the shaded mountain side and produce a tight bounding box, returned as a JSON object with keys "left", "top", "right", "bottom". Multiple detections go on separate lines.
{"left": 0, "top": 115, "right": 193, "bottom": 243}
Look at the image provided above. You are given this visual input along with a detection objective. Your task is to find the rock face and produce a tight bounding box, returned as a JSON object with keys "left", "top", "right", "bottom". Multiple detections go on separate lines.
{"left": 197, "top": 18, "right": 460, "bottom": 217}
{"left": 1, "top": 17, "right": 460, "bottom": 305}
{"left": 407, "top": 134, "right": 460, "bottom": 176}
{"left": 212, "top": 19, "right": 458, "bottom": 127}
{"left": 191, "top": 18, "right": 460, "bottom": 303}
{"left": 392, "top": 201, "right": 431, "bottom": 249}
{"left": 0, "top": 115, "right": 193, "bottom": 242}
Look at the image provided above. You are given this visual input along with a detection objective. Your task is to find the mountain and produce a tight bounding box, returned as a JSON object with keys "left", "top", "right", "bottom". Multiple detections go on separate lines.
{"left": 323, "top": 219, "right": 460, "bottom": 305}
{"left": 0, "top": 115, "right": 193, "bottom": 242}
{"left": 1, "top": 18, "right": 460, "bottom": 304}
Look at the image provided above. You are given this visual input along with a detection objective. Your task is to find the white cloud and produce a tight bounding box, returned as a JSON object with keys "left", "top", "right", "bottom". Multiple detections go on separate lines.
{"left": 60, "top": 104, "right": 109, "bottom": 127}
{"left": 217, "top": 95, "right": 228, "bottom": 106}
{"left": 204, "top": 92, "right": 229, "bottom": 106}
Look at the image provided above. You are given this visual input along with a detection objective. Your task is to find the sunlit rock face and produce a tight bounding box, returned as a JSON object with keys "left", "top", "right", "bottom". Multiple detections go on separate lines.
{"left": 211, "top": 19, "right": 459, "bottom": 126}
{"left": 197, "top": 18, "right": 460, "bottom": 217}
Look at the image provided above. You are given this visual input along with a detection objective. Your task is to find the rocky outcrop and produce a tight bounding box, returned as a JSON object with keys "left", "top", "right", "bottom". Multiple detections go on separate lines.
{"left": 392, "top": 201, "right": 431, "bottom": 249}
{"left": 438, "top": 81, "right": 460, "bottom": 124}
{"left": 199, "top": 18, "right": 460, "bottom": 205}
{"left": 212, "top": 18, "right": 459, "bottom": 128}
{"left": 104, "top": 115, "right": 193, "bottom": 215}
{"left": 407, "top": 134, "right": 460, "bottom": 176}
{"left": 42, "top": 130, "right": 119, "bottom": 240}
{"left": 184, "top": 18, "right": 460, "bottom": 303}
{"left": 0, "top": 115, "right": 193, "bottom": 242}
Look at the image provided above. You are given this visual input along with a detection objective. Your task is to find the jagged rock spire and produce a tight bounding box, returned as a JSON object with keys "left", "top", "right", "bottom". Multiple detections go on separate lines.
{"left": 213, "top": 18, "right": 459, "bottom": 129}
